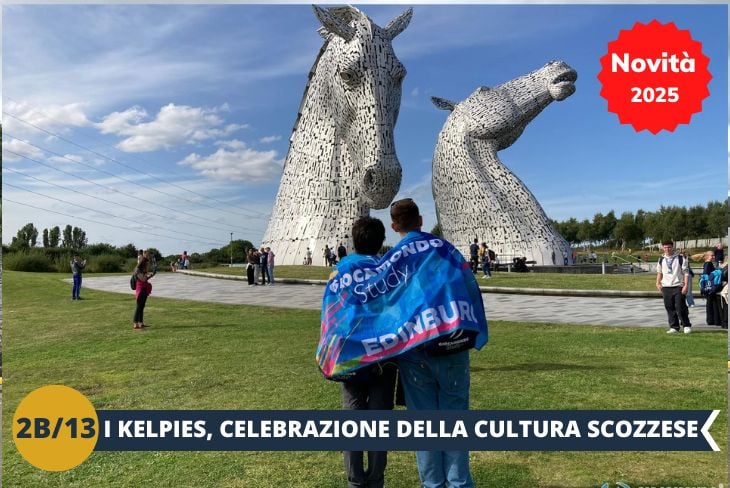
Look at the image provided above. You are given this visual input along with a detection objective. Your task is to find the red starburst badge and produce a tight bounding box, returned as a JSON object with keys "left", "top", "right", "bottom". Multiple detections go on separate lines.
{"left": 598, "top": 20, "right": 712, "bottom": 134}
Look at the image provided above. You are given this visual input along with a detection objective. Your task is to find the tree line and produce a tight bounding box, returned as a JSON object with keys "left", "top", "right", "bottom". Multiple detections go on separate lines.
{"left": 549, "top": 200, "right": 728, "bottom": 249}
{"left": 3, "top": 221, "right": 255, "bottom": 272}
{"left": 11, "top": 223, "right": 87, "bottom": 250}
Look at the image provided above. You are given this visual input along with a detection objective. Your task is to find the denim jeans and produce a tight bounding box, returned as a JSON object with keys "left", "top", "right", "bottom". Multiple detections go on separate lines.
{"left": 398, "top": 349, "right": 473, "bottom": 488}
{"left": 72, "top": 274, "right": 82, "bottom": 299}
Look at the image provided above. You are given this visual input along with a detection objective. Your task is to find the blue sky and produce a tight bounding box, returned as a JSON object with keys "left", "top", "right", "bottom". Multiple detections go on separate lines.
{"left": 2, "top": 4, "right": 727, "bottom": 255}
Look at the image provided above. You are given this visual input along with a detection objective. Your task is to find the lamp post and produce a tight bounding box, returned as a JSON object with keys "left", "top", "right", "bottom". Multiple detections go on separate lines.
{"left": 230, "top": 232, "right": 233, "bottom": 267}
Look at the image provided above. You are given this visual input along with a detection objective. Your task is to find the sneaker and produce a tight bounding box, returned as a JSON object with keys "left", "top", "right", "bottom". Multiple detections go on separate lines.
{"left": 666, "top": 328, "right": 678, "bottom": 334}
{"left": 683, "top": 327, "right": 692, "bottom": 334}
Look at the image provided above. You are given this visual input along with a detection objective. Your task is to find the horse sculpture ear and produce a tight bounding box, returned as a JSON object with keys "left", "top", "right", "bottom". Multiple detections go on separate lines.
{"left": 431, "top": 97, "right": 456, "bottom": 112}
{"left": 383, "top": 8, "right": 413, "bottom": 40}
{"left": 313, "top": 5, "right": 356, "bottom": 41}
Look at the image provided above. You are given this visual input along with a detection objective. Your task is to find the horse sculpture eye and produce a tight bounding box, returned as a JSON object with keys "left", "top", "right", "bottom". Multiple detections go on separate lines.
{"left": 340, "top": 68, "right": 359, "bottom": 86}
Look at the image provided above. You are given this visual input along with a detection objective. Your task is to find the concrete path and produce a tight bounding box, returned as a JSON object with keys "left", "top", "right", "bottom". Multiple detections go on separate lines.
{"left": 77, "top": 274, "right": 724, "bottom": 330}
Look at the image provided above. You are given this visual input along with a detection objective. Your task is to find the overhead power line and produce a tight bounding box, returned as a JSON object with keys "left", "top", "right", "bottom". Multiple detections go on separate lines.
{"left": 4, "top": 198, "right": 227, "bottom": 248}
{"left": 3, "top": 168, "right": 246, "bottom": 245}
{"left": 3, "top": 144, "right": 262, "bottom": 235}
{"left": 3, "top": 110, "right": 268, "bottom": 220}
{"left": 3, "top": 149, "right": 250, "bottom": 232}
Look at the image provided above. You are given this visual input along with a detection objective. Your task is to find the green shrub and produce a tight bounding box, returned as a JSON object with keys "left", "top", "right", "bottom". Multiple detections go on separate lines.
{"left": 4, "top": 253, "right": 55, "bottom": 272}
{"left": 89, "top": 254, "right": 124, "bottom": 273}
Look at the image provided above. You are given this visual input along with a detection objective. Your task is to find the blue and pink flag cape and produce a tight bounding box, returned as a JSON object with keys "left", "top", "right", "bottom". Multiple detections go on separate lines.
{"left": 317, "top": 231, "right": 488, "bottom": 380}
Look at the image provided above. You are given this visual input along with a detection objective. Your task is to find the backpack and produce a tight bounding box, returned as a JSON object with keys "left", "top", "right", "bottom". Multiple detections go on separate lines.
{"left": 130, "top": 273, "right": 138, "bottom": 290}
{"left": 699, "top": 269, "right": 723, "bottom": 296}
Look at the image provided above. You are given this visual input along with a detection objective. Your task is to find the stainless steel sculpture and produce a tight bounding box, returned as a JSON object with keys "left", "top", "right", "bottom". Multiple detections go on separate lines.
{"left": 262, "top": 6, "right": 412, "bottom": 265}
{"left": 431, "top": 61, "right": 577, "bottom": 265}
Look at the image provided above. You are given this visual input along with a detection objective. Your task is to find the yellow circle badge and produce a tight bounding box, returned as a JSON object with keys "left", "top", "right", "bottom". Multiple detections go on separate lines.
{"left": 12, "top": 385, "right": 99, "bottom": 471}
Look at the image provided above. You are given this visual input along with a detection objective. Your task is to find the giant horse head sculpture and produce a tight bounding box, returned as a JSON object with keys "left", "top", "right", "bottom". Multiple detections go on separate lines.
{"left": 312, "top": 5, "right": 410, "bottom": 208}
{"left": 262, "top": 6, "right": 412, "bottom": 265}
{"left": 431, "top": 61, "right": 577, "bottom": 265}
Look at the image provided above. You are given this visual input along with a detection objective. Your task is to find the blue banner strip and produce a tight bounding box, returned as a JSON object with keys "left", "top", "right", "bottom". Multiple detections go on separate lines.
{"left": 95, "top": 410, "right": 719, "bottom": 452}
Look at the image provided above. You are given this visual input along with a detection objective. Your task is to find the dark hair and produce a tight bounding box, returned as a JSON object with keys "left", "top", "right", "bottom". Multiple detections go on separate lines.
{"left": 390, "top": 198, "right": 420, "bottom": 232}
{"left": 352, "top": 217, "right": 386, "bottom": 255}
{"left": 138, "top": 257, "right": 149, "bottom": 272}
{"left": 661, "top": 240, "right": 674, "bottom": 246}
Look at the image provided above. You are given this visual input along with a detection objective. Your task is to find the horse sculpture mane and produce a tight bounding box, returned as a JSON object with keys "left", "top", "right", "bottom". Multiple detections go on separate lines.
{"left": 431, "top": 60, "right": 578, "bottom": 265}
{"left": 262, "top": 5, "right": 412, "bottom": 265}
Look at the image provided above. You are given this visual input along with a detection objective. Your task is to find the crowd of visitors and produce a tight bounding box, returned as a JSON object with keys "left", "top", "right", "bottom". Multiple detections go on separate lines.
{"left": 246, "top": 246, "right": 276, "bottom": 286}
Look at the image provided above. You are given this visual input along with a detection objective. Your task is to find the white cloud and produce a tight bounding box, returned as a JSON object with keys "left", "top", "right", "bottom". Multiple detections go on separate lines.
{"left": 2, "top": 138, "right": 45, "bottom": 162}
{"left": 4, "top": 100, "right": 91, "bottom": 135}
{"left": 97, "top": 103, "right": 246, "bottom": 153}
{"left": 179, "top": 139, "right": 283, "bottom": 182}
{"left": 410, "top": 87, "right": 420, "bottom": 98}
{"left": 47, "top": 153, "right": 103, "bottom": 167}
{"left": 259, "top": 135, "right": 282, "bottom": 144}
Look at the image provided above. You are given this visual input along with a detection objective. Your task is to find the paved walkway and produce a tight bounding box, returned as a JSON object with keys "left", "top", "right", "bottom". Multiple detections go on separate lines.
{"left": 77, "top": 274, "right": 724, "bottom": 330}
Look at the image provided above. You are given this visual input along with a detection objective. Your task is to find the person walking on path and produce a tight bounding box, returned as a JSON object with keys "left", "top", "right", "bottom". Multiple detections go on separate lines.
{"left": 70, "top": 254, "right": 87, "bottom": 300}
{"left": 265, "top": 247, "right": 275, "bottom": 285}
{"left": 259, "top": 247, "right": 269, "bottom": 285}
{"left": 246, "top": 248, "right": 258, "bottom": 286}
{"left": 656, "top": 240, "right": 691, "bottom": 334}
{"left": 133, "top": 257, "right": 155, "bottom": 330}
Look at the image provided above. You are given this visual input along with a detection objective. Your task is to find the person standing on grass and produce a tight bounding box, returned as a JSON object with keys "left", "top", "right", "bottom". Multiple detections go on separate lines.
{"left": 479, "top": 242, "right": 491, "bottom": 279}
{"left": 656, "top": 240, "right": 691, "bottom": 334}
{"left": 333, "top": 217, "right": 397, "bottom": 488}
{"left": 70, "top": 254, "right": 86, "bottom": 300}
{"left": 390, "top": 198, "right": 483, "bottom": 488}
{"left": 469, "top": 238, "right": 479, "bottom": 273}
{"left": 133, "top": 257, "right": 155, "bottom": 330}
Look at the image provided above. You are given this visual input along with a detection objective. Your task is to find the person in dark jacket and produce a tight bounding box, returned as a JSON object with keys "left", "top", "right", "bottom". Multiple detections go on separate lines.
{"left": 246, "top": 248, "right": 257, "bottom": 286}
{"left": 70, "top": 255, "right": 86, "bottom": 300}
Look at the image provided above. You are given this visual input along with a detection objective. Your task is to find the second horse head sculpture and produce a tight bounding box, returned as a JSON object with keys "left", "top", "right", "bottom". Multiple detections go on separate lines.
{"left": 432, "top": 60, "right": 578, "bottom": 265}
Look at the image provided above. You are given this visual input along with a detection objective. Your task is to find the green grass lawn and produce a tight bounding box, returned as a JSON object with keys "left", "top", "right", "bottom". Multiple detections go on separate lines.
{"left": 197, "top": 265, "right": 662, "bottom": 291}
{"left": 2, "top": 271, "right": 727, "bottom": 487}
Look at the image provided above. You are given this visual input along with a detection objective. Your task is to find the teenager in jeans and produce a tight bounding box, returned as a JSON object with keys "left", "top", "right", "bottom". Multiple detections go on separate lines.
{"left": 390, "top": 198, "right": 475, "bottom": 488}
{"left": 336, "top": 217, "right": 397, "bottom": 488}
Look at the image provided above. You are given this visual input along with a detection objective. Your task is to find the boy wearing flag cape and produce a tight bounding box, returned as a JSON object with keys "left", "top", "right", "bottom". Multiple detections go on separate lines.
{"left": 331, "top": 217, "right": 398, "bottom": 488}
{"left": 389, "top": 198, "right": 487, "bottom": 488}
